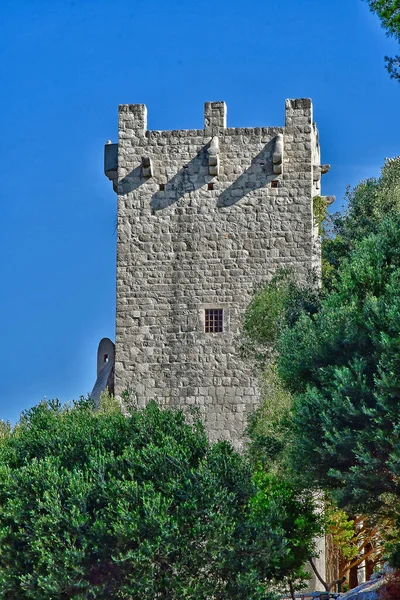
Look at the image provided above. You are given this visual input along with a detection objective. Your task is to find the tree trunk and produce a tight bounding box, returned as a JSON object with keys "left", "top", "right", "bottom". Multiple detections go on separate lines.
{"left": 349, "top": 563, "right": 358, "bottom": 589}
{"left": 365, "top": 542, "right": 374, "bottom": 581}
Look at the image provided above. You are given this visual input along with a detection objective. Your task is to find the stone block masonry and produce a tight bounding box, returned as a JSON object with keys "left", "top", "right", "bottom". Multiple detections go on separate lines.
{"left": 105, "top": 98, "right": 330, "bottom": 449}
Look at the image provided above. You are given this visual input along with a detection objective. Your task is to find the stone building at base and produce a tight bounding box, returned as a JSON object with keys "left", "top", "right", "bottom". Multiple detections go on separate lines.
{"left": 104, "top": 98, "right": 331, "bottom": 449}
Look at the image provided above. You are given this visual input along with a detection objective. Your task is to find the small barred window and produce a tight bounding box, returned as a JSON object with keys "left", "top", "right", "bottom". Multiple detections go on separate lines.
{"left": 205, "top": 308, "right": 223, "bottom": 333}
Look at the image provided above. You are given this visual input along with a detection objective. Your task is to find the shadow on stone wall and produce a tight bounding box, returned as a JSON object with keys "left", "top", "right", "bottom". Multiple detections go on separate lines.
{"left": 118, "top": 165, "right": 145, "bottom": 195}
{"left": 118, "top": 140, "right": 276, "bottom": 210}
{"left": 151, "top": 145, "right": 213, "bottom": 212}
{"left": 217, "top": 140, "right": 275, "bottom": 208}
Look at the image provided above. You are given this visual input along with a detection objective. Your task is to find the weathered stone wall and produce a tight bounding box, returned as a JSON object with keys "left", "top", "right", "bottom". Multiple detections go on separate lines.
{"left": 113, "top": 98, "right": 324, "bottom": 448}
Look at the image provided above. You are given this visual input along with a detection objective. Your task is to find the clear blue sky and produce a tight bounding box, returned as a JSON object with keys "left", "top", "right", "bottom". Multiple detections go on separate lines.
{"left": 0, "top": 0, "right": 399, "bottom": 423}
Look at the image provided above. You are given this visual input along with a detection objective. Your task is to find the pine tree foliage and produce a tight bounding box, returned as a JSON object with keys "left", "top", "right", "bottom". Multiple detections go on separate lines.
{"left": 365, "top": 1, "right": 400, "bottom": 80}
{"left": 244, "top": 158, "right": 400, "bottom": 570}
{"left": 278, "top": 216, "right": 400, "bottom": 516}
{"left": 323, "top": 157, "right": 400, "bottom": 289}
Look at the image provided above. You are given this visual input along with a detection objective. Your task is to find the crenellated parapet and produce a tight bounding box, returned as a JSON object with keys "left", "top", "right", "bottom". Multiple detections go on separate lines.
{"left": 105, "top": 99, "right": 330, "bottom": 204}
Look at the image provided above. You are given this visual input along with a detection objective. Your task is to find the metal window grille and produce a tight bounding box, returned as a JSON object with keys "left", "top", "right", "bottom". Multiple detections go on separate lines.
{"left": 205, "top": 309, "right": 223, "bottom": 333}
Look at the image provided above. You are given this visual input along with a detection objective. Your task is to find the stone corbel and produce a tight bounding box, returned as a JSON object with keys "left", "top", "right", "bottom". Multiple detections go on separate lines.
{"left": 141, "top": 156, "right": 153, "bottom": 178}
{"left": 321, "top": 195, "right": 335, "bottom": 205}
{"left": 320, "top": 164, "right": 330, "bottom": 175}
{"left": 272, "top": 133, "right": 284, "bottom": 174}
{"left": 104, "top": 141, "right": 118, "bottom": 192}
{"left": 208, "top": 136, "right": 219, "bottom": 176}
{"left": 313, "top": 164, "right": 331, "bottom": 182}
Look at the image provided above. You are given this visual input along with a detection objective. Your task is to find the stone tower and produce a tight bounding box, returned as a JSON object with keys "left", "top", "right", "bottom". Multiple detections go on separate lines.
{"left": 104, "top": 98, "right": 331, "bottom": 449}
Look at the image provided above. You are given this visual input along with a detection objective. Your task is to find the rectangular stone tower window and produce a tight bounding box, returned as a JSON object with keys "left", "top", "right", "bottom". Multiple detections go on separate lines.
{"left": 205, "top": 308, "right": 224, "bottom": 333}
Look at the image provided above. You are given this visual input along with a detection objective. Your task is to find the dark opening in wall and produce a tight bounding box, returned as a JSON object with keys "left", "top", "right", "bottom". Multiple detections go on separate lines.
{"left": 207, "top": 183, "right": 214, "bottom": 191}
{"left": 205, "top": 308, "right": 223, "bottom": 333}
{"left": 104, "top": 354, "right": 109, "bottom": 363}
{"left": 159, "top": 183, "right": 165, "bottom": 191}
{"left": 271, "top": 180, "right": 279, "bottom": 188}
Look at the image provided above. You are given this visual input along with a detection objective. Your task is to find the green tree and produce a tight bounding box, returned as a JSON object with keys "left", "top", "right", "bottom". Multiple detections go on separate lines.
{"left": 242, "top": 271, "right": 320, "bottom": 470}
{"left": 242, "top": 271, "right": 320, "bottom": 362}
{"left": 0, "top": 396, "right": 320, "bottom": 600}
{"left": 365, "top": 1, "right": 400, "bottom": 81}
{"left": 323, "top": 157, "right": 400, "bottom": 289}
{"left": 277, "top": 215, "right": 400, "bottom": 519}
{"left": 246, "top": 364, "right": 293, "bottom": 468}
{"left": 244, "top": 160, "right": 400, "bottom": 573}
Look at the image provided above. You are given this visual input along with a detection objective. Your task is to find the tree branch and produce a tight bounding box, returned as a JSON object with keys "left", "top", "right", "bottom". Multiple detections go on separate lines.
{"left": 308, "top": 556, "right": 329, "bottom": 591}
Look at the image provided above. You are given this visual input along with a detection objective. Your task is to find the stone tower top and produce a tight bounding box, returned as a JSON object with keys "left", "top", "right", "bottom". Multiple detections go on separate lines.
{"left": 105, "top": 99, "right": 332, "bottom": 207}
{"left": 111, "top": 97, "right": 314, "bottom": 137}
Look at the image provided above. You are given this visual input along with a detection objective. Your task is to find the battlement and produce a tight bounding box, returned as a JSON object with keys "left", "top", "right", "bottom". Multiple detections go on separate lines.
{"left": 115, "top": 98, "right": 313, "bottom": 137}
{"left": 106, "top": 99, "right": 330, "bottom": 207}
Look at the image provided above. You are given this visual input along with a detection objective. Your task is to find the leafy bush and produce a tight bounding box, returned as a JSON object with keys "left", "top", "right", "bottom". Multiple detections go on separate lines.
{"left": 242, "top": 271, "right": 320, "bottom": 362}
{"left": 0, "top": 397, "right": 320, "bottom": 599}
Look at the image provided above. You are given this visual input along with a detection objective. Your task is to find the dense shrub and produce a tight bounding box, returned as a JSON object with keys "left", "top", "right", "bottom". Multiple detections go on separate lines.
{"left": 0, "top": 397, "right": 319, "bottom": 600}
